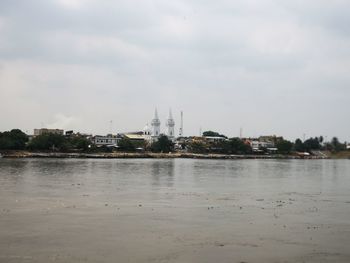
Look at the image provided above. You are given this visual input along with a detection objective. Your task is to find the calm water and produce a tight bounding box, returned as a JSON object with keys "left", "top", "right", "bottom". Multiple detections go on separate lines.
{"left": 0, "top": 158, "right": 350, "bottom": 262}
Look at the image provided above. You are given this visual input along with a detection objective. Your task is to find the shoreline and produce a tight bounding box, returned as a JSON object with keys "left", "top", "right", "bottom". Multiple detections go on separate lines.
{"left": 0, "top": 151, "right": 331, "bottom": 160}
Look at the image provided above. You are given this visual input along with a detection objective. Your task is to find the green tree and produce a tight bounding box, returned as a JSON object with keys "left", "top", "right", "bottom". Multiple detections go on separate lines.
{"left": 276, "top": 140, "right": 293, "bottom": 154}
{"left": 294, "top": 138, "right": 304, "bottom": 152}
{"left": 69, "top": 136, "right": 90, "bottom": 151}
{"left": 188, "top": 141, "right": 207, "bottom": 153}
{"left": 330, "top": 137, "right": 345, "bottom": 152}
{"left": 28, "top": 133, "right": 66, "bottom": 151}
{"left": 202, "top": 131, "right": 227, "bottom": 138}
{"left": 303, "top": 137, "right": 321, "bottom": 151}
{"left": 0, "top": 129, "right": 28, "bottom": 150}
{"left": 151, "top": 135, "right": 174, "bottom": 153}
{"left": 118, "top": 137, "right": 135, "bottom": 151}
{"left": 227, "top": 138, "right": 251, "bottom": 154}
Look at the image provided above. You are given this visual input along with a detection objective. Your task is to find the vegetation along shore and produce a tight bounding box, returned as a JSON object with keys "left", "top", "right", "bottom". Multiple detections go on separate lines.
{"left": 0, "top": 129, "right": 349, "bottom": 159}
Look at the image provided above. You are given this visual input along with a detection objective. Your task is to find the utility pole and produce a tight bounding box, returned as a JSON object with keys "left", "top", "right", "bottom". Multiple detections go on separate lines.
{"left": 109, "top": 120, "right": 113, "bottom": 134}
{"left": 179, "top": 111, "right": 183, "bottom": 137}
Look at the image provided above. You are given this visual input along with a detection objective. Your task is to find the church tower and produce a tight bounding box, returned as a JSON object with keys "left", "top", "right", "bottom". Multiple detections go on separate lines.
{"left": 151, "top": 108, "right": 161, "bottom": 139}
{"left": 166, "top": 109, "right": 175, "bottom": 140}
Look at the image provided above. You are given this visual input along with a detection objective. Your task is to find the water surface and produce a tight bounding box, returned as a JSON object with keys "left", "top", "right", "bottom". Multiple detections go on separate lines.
{"left": 0, "top": 158, "right": 350, "bottom": 262}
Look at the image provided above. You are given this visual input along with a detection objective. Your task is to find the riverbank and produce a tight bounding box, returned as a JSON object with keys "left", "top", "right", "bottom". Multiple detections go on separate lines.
{"left": 0, "top": 150, "right": 331, "bottom": 159}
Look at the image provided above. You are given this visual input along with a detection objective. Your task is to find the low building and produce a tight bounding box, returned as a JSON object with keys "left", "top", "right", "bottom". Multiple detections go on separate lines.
{"left": 92, "top": 134, "right": 120, "bottom": 147}
{"left": 248, "top": 139, "right": 276, "bottom": 153}
{"left": 34, "top": 128, "right": 64, "bottom": 136}
{"left": 204, "top": 136, "right": 227, "bottom": 143}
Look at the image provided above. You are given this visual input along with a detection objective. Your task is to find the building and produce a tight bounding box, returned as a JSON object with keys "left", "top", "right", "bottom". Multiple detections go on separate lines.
{"left": 142, "top": 124, "right": 152, "bottom": 141}
{"left": 166, "top": 109, "right": 175, "bottom": 141}
{"left": 92, "top": 134, "right": 120, "bottom": 147}
{"left": 151, "top": 108, "right": 161, "bottom": 140}
{"left": 204, "top": 136, "right": 227, "bottom": 143}
{"left": 123, "top": 133, "right": 146, "bottom": 142}
{"left": 259, "top": 135, "right": 283, "bottom": 146}
{"left": 248, "top": 138, "right": 278, "bottom": 153}
{"left": 34, "top": 128, "right": 64, "bottom": 136}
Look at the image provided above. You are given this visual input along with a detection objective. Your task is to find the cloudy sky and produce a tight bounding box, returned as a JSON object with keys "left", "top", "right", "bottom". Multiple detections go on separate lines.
{"left": 0, "top": 0, "right": 349, "bottom": 141}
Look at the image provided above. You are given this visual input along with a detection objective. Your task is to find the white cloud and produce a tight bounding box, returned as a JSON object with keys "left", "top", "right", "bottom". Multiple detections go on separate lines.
{"left": 0, "top": 0, "right": 349, "bottom": 141}
{"left": 55, "top": 0, "right": 85, "bottom": 10}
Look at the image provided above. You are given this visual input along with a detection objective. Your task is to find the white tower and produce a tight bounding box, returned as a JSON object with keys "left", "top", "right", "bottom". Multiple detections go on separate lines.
{"left": 151, "top": 108, "right": 161, "bottom": 139}
{"left": 166, "top": 109, "right": 175, "bottom": 140}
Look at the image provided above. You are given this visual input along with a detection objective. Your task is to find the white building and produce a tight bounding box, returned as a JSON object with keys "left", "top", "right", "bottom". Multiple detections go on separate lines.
{"left": 166, "top": 109, "right": 175, "bottom": 141}
{"left": 142, "top": 124, "right": 152, "bottom": 141}
{"left": 34, "top": 128, "right": 64, "bottom": 136}
{"left": 151, "top": 108, "right": 161, "bottom": 140}
{"left": 92, "top": 134, "right": 120, "bottom": 147}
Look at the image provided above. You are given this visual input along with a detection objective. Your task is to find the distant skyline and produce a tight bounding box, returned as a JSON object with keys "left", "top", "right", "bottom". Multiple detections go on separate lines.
{"left": 0, "top": 0, "right": 349, "bottom": 141}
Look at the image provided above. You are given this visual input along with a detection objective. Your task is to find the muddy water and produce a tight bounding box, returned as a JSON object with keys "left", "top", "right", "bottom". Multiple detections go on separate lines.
{"left": 0, "top": 158, "right": 350, "bottom": 263}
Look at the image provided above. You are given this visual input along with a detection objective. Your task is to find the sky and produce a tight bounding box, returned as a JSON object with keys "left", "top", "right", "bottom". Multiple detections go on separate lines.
{"left": 0, "top": 0, "right": 349, "bottom": 141}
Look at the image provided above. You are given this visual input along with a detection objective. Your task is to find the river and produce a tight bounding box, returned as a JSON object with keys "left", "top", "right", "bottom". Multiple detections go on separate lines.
{"left": 0, "top": 158, "right": 350, "bottom": 262}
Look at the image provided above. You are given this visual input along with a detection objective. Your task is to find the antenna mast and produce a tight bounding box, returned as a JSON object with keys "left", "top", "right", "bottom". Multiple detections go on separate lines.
{"left": 179, "top": 111, "right": 183, "bottom": 136}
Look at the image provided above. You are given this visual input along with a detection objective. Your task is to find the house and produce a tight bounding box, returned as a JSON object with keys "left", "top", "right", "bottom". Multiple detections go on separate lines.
{"left": 92, "top": 134, "right": 120, "bottom": 147}
{"left": 247, "top": 138, "right": 277, "bottom": 153}
{"left": 204, "top": 136, "right": 227, "bottom": 143}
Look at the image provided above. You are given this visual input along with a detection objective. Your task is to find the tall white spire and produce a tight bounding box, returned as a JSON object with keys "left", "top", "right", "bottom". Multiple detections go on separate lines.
{"left": 166, "top": 108, "right": 175, "bottom": 140}
{"left": 151, "top": 108, "right": 161, "bottom": 138}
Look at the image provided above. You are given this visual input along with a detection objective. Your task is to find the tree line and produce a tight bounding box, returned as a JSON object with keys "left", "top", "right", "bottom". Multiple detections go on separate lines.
{"left": 0, "top": 129, "right": 175, "bottom": 153}
{"left": 0, "top": 129, "right": 348, "bottom": 154}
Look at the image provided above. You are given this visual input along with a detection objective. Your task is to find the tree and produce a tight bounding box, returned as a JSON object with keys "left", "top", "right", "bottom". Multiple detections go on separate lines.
{"left": 227, "top": 138, "right": 251, "bottom": 154}
{"left": 27, "top": 133, "right": 66, "bottom": 151}
{"left": 319, "top": 136, "right": 324, "bottom": 144}
{"left": 330, "top": 137, "right": 345, "bottom": 152}
{"left": 118, "top": 137, "right": 135, "bottom": 151}
{"left": 69, "top": 136, "right": 90, "bottom": 151}
{"left": 151, "top": 135, "right": 174, "bottom": 153}
{"left": 303, "top": 137, "right": 321, "bottom": 151}
{"left": 202, "top": 131, "right": 227, "bottom": 138}
{"left": 294, "top": 138, "right": 304, "bottom": 152}
{"left": 0, "top": 129, "right": 28, "bottom": 150}
{"left": 276, "top": 140, "right": 293, "bottom": 154}
{"left": 188, "top": 141, "right": 208, "bottom": 153}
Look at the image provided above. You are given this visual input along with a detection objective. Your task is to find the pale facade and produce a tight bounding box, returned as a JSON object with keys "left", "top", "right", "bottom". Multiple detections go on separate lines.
{"left": 34, "top": 128, "right": 64, "bottom": 136}
{"left": 151, "top": 108, "right": 161, "bottom": 140}
{"left": 166, "top": 109, "right": 175, "bottom": 140}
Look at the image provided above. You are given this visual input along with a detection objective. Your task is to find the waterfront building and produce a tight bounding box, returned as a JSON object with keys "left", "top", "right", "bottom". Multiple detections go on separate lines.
{"left": 204, "top": 136, "right": 227, "bottom": 143}
{"left": 92, "top": 134, "right": 120, "bottom": 147}
{"left": 34, "top": 128, "right": 64, "bottom": 136}
{"left": 142, "top": 124, "right": 152, "bottom": 141}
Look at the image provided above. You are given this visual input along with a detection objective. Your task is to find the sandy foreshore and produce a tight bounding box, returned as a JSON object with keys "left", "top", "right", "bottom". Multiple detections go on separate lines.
{"left": 0, "top": 150, "right": 328, "bottom": 159}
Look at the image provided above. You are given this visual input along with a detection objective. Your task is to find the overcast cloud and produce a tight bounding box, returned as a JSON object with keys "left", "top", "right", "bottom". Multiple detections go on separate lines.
{"left": 0, "top": 0, "right": 349, "bottom": 141}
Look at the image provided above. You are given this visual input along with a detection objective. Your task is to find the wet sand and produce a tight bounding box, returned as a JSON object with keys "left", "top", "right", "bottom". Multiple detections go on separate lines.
{"left": 0, "top": 158, "right": 350, "bottom": 262}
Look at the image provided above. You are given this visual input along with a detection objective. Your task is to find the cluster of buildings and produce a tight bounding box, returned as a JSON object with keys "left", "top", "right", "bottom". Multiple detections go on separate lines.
{"left": 32, "top": 109, "right": 180, "bottom": 149}
{"left": 32, "top": 109, "right": 284, "bottom": 152}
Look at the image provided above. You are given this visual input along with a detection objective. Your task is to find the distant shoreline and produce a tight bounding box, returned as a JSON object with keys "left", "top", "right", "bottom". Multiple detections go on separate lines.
{"left": 0, "top": 151, "right": 334, "bottom": 160}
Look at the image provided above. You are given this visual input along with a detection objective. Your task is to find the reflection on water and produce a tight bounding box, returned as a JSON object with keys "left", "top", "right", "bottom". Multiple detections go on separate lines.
{"left": 1, "top": 158, "right": 349, "bottom": 195}
{"left": 151, "top": 160, "right": 174, "bottom": 188}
